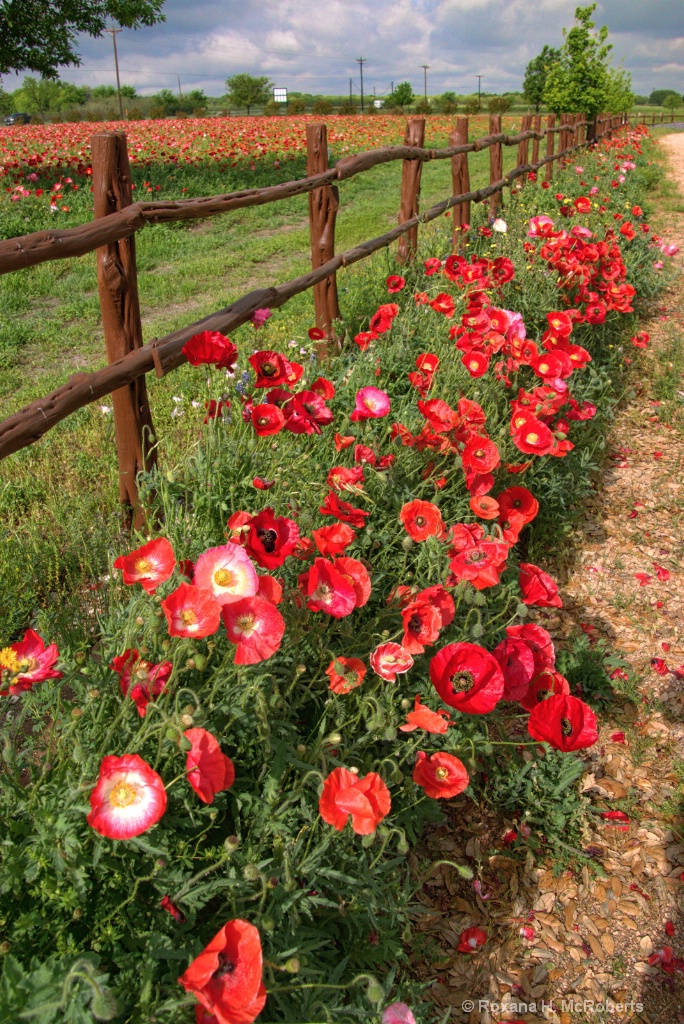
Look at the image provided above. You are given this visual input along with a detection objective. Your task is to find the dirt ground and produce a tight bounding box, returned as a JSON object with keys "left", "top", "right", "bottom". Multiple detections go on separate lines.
{"left": 415, "top": 133, "right": 684, "bottom": 1024}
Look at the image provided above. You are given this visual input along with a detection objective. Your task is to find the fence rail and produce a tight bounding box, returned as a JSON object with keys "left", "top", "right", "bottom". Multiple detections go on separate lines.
{"left": 0, "top": 111, "right": 626, "bottom": 526}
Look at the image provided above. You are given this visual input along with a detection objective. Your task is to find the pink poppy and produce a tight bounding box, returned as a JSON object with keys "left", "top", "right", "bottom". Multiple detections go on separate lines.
{"left": 87, "top": 753, "right": 167, "bottom": 840}
{"left": 111, "top": 649, "right": 172, "bottom": 717}
{"left": 193, "top": 544, "right": 258, "bottom": 606}
{"left": 370, "top": 642, "right": 414, "bottom": 682}
{"left": 350, "top": 387, "right": 391, "bottom": 421}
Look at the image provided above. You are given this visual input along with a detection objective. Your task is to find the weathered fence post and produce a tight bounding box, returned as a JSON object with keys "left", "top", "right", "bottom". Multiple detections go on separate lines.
{"left": 306, "top": 123, "right": 340, "bottom": 354}
{"left": 488, "top": 114, "right": 503, "bottom": 220}
{"left": 450, "top": 116, "right": 470, "bottom": 250}
{"left": 516, "top": 115, "right": 531, "bottom": 186}
{"left": 545, "top": 114, "right": 555, "bottom": 182}
{"left": 92, "top": 131, "right": 156, "bottom": 529}
{"left": 531, "top": 114, "right": 541, "bottom": 169}
{"left": 397, "top": 117, "right": 425, "bottom": 263}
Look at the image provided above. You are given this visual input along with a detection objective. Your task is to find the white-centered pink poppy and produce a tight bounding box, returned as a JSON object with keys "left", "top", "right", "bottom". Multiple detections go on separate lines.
{"left": 350, "top": 387, "right": 390, "bottom": 421}
{"left": 193, "top": 544, "right": 258, "bottom": 606}
{"left": 370, "top": 642, "right": 414, "bottom": 682}
{"left": 87, "top": 753, "right": 167, "bottom": 840}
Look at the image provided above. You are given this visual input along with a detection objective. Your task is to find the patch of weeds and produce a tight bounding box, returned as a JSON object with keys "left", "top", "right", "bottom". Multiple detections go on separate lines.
{"left": 557, "top": 633, "right": 638, "bottom": 709}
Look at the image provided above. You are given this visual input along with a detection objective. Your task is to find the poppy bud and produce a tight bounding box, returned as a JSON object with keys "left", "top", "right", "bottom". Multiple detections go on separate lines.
{"left": 366, "top": 976, "right": 384, "bottom": 1004}
{"left": 180, "top": 714, "right": 193, "bottom": 728}
{"left": 74, "top": 651, "right": 87, "bottom": 665}
{"left": 284, "top": 957, "right": 300, "bottom": 974}
{"left": 402, "top": 536, "right": 414, "bottom": 551}
{"left": 397, "top": 836, "right": 409, "bottom": 854}
{"left": 296, "top": 744, "right": 306, "bottom": 753}
{"left": 88, "top": 689, "right": 100, "bottom": 699}
{"left": 154, "top": 609, "right": 164, "bottom": 618}
{"left": 296, "top": 664, "right": 307, "bottom": 675}
{"left": 193, "top": 653, "right": 207, "bottom": 671}
{"left": 225, "top": 835, "right": 239, "bottom": 850}
{"left": 243, "top": 864, "right": 260, "bottom": 881}
{"left": 185, "top": 658, "right": 196, "bottom": 670}
{"left": 162, "top": 640, "right": 171, "bottom": 650}
{"left": 155, "top": 857, "right": 166, "bottom": 869}
{"left": 261, "top": 917, "right": 275, "bottom": 932}
{"left": 184, "top": 705, "right": 194, "bottom": 715}
{"left": 71, "top": 708, "right": 82, "bottom": 718}
{"left": 179, "top": 734, "right": 192, "bottom": 749}
{"left": 325, "top": 732, "right": 342, "bottom": 745}
{"left": 0, "top": 942, "right": 11, "bottom": 954}
{"left": 135, "top": 616, "right": 144, "bottom": 626}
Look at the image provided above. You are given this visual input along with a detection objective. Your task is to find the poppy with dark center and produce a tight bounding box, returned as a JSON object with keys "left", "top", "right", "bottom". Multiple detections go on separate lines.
{"left": 401, "top": 600, "right": 443, "bottom": 655}
{"left": 400, "top": 499, "right": 446, "bottom": 542}
{"left": 520, "top": 669, "right": 570, "bottom": 712}
{"left": 283, "top": 390, "right": 333, "bottom": 434}
{"left": 461, "top": 436, "right": 500, "bottom": 475}
{"left": 301, "top": 558, "right": 357, "bottom": 618}
{"left": 497, "top": 486, "right": 539, "bottom": 525}
{"left": 527, "top": 693, "right": 598, "bottom": 751}
{"left": 244, "top": 508, "right": 299, "bottom": 569}
{"left": 413, "top": 750, "right": 469, "bottom": 798}
{"left": 251, "top": 403, "right": 285, "bottom": 436}
{"left": 111, "top": 649, "right": 172, "bottom": 717}
{"left": 448, "top": 540, "right": 509, "bottom": 590}
{"left": 248, "top": 350, "right": 296, "bottom": 388}
{"left": 178, "top": 919, "right": 266, "bottom": 1024}
{"left": 430, "top": 642, "right": 504, "bottom": 714}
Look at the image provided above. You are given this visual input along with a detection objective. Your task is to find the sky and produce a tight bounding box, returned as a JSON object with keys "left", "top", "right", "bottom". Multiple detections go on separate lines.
{"left": 3, "top": 0, "right": 684, "bottom": 99}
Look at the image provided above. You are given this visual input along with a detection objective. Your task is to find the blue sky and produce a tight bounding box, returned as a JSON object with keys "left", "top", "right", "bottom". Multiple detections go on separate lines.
{"left": 3, "top": 0, "right": 684, "bottom": 97}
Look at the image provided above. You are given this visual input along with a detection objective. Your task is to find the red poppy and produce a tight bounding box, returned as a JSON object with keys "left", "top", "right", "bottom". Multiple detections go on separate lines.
{"left": 370, "top": 642, "right": 414, "bottom": 681}
{"left": 312, "top": 523, "right": 356, "bottom": 556}
{"left": 417, "top": 398, "right": 459, "bottom": 432}
{"left": 204, "top": 399, "right": 230, "bottom": 423}
{"left": 302, "top": 558, "right": 356, "bottom": 617}
{"left": 244, "top": 508, "right": 300, "bottom": 569}
{"left": 354, "top": 331, "right": 377, "bottom": 351}
{"left": 527, "top": 693, "right": 598, "bottom": 751}
{"left": 469, "top": 496, "right": 499, "bottom": 520}
{"left": 223, "top": 596, "right": 285, "bottom": 664}
{"left": 310, "top": 375, "right": 335, "bottom": 399}
{"left": 430, "top": 642, "right": 504, "bottom": 714}
{"left": 492, "top": 638, "right": 535, "bottom": 701}
{"left": 424, "top": 257, "right": 442, "bottom": 275}
{"left": 448, "top": 540, "right": 508, "bottom": 590}
{"left": 113, "top": 537, "right": 176, "bottom": 595}
{"left": 111, "top": 649, "right": 172, "bottom": 717}
{"left": 252, "top": 476, "right": 275, "bottom": 490}
{"left": 319, "top": 491, "right": 370, "bottom": 527}
{"left": 308, "top": 326, "right": 326, "bottom": 340}
{"left": 462, "top": 351, "right": 490, "bottom": 378}
{"left": 399, "top": 693, "right": 452, "bottom": 733}
{"left": 520, "top": 669, "right": 570, "bottom": 712}
{"left": 178, "top": 919, "right": 266, "bottom": 1024}
{"left": 87, "top": 753, "right": 167, "bottom": 840}
{"left": 430, "top": 292, "right": 456, "bottom": 318}
{"left": 256, "top": 574, "right": 282, "bottom": 605}
{"left": 457, "top": 927, "right": 488, "bottom": 953}
{"left": 334, "top": 433, "right": 355, "bottom": 451}
{"left": 413, "top": 750, "right": 469, "bottom": 798}
{"left": 185, "top": 728, "right": 235, "bottom": 804}
{"left": 182, "top": 331, "right": 238, "bottom": 371}
{"left": 574, "top": 196, "right": 591, "bottom": 214}
{"left": 461, "top": 436, "right": 500, "bottom": 474}
{"left": 369, "top": 303, "right": 399, "bottom": 334}
{"left": 162, "top": 584, "right": 222, "bottom": 639}
{"left": 512, "top": 417, "right": 556, "bottom": 456}
{"left": 519, "top": 563, "right": 562, "bottom": 608}
{"left": 249, "top": 350, "right": 296, "bottom": 388}
{"left": 325, "top": 657, "right": 366, "bottom": 694}
{"left": 319, "top": 767, "right": 391, "bottom": 835}
{"left": 497, "top": 486, "right": 538, "bottom": 525}
{"left": 160, "top": 895, "right": 186, "bottom": 924}
{"left": 506, "top": 623, "right": 555, "bottom": 674}
{"left": 400, "top": 499, "right": 446, "bottom": 542}
{"left": 283, "top": 390, "right": 333, "bottom": 434}
{"left": 0, "top": 629, "right": 62, "bottom": 696}
{"left": 386, "top": 274, "right": 406, "bottom": 292}
{"left": 327, "top": 465, "right": 365, "bottom": 493}
{"left": 333, "top": 556, "right": 372, "bottom": 607}
{"left": 401, "top": 599, "right": 443, "bottom": 655}
{"left": 251, "top": 403, "right": 285, "bottom": 436}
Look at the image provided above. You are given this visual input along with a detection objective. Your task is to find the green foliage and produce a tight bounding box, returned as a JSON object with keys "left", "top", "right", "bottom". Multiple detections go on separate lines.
{"left": 543, "top": 3, "right": 634, "bottom": 118}
{"left": 413, "top": 98, "right": 432, "bottom": 115}
{"left": 663, "top": 94, "right": 681, "bottom": 111}
{"left": 0, "top": 0, "right": 166, "bottom": 77}
{"left": 650, "top": 89, "right": 682, "bottom": 106}
{"left": 311, "top": 97, "right": 332, "bottom": 115}
{"left": 225, "top": 73, "right": 273, "bottom": 114}
{"left": 463, "top": 97, "right": 480, "bottom": 115}
{"left": 487, "top": 95, "right": 512, "bottom": 114}
{"left": 389, "top": 82, "right": 414, "bottom": 109}
{"left": 523, "top": 45, "right": 561, "bottom": 112}
{"left": 440, "top": 92, "right": 458, "bottom": 114}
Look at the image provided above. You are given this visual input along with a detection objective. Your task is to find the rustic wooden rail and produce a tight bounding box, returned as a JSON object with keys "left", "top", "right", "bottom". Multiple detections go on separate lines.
{"left": 0, "top": 111, "right": 624, "bottom": 525}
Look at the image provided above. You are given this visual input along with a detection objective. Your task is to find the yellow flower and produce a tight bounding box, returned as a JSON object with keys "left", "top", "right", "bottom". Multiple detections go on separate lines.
{"left": 0, "top": 647, "right": 20, "bottom": 673}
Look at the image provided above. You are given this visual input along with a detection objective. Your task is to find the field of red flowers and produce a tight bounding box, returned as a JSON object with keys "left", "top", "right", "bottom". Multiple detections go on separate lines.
{"left": 0, "top": 124, "right": 677, "bottom": 1023}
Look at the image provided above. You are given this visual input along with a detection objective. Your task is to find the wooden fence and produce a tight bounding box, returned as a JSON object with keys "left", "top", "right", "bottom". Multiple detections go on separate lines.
{"left": 0, "top": 111, "right": 626, "bottom": 525}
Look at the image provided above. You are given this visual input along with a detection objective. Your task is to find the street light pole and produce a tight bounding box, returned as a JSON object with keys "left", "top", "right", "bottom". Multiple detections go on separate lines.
{"left": 106, "top": 27, "right": 124, "bottom": 119}
{"left": 421, "top": 64, "right": 430, "bottom": 101}
{"left": 476, "top": 74, "right": 483, "bottom": 110}
{"left": 357, "top": 57, "right": 366, "bottom": 112}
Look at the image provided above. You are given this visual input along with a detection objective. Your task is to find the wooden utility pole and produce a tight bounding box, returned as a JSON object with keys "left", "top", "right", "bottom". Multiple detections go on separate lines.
{"left": 92, "top": 132, "right": 156, "bottom": 527}
{"left": 105, "top": 27, "right": 124, "bottom": 120}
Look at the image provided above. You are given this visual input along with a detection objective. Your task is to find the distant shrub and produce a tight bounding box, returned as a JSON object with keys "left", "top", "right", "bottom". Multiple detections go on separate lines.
{"left": 338, "top": 101, "right": 357, "bottom": 114}
{"left": 463, "top": 98, "right": 480, "bottom": 115}
{"left": 414, "top": 99, "right": 432, "bottom": 115}
{"left": 287, "top": 97, "right": 307, "bottom": 114}
{"left": 488, "top": 95, "right": 513, "bottom": 114}
{"left": 148, "top": 105, "right": 165, "bottom": 120}
{"left": 263, "top": 100, "right": 280, "bottom": 116}
{"left": 312, "top": 98, "right": 332, "bottom": 115}
{"left": 127, "top": 106, "right": 145, "bottom": 121}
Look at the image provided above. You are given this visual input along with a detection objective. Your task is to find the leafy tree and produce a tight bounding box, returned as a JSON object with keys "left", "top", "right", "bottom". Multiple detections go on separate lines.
{"left": 92, "top": 84, "right": 116, "bottom": 99}
{"left": 225, "top": 73, "right": 272, "bottom": 114}
{"left": 17, "top": 76, "right": 63, "bottom": 116}
{"left": 120, "top": 83, "right": 137, "bottom": 99}
{"left": 663, "top": 94, "right": 681, "bottom": 112}
{"left": 440, "top": 91, "right": 458, "bottom": 114}
{"left": 523, "top": 45, "right": 560, "bottom": 112}
{"left": 389, "top": 81, "right": 414, "bottom": 110}
{"left": 0, "top": 1, "right": 166, "bottom": 78}
{"left": 650, "top": 89, "right": 680, "bottom": 106}
{"left": 543, "top": 4, "right": 633, "bottom": 119}
{"left": 0, "top": 87, "right": 12, "bottom": 115}
{"left": 488, "top": 95, "right": 512, "bottom": 114}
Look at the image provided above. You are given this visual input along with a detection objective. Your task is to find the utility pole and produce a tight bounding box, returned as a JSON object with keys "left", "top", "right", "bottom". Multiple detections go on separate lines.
{"left": 177, "top": 75, "right": 182, "bottom": 98}
{"left": 421, "top": 64, "right": 430, "bottom": 101}
{"left": 356, "top": 57, "right": 366, "bottom": 113}
{"left": 349, "top": 77, "right": 352, "bottom": 108}
{"left": 476, "top": 74, "right": 483, "bottom": 110}
{"left": 105, "top": 27, "right": 124, "bottom": 120}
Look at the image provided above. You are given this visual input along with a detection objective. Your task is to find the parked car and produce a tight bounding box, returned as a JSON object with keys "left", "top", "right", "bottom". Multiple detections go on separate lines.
{"left": 4, "top": 112, "right": 31, "bottom": 125}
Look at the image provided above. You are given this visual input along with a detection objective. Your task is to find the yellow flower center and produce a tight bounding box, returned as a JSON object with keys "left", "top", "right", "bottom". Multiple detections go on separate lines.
{"left": 109, "top": 781, "right": 138, "bottom": 808}
{"left": 135, "top": 558, "right": 152, "bottom": 574}
{"left": 235, "top": 614, "right": 256, "bottom": 636}
{"left": 526, "top": 432, "right": 539, "bottom": 444}
{"left": 0, "top": 648, "right": 20, "bottom": 673}
{"left": 214, "top": 568, "right": 235, "bottom": 588}
{"left": 180, "top": 609, "right": 197, "bottom": 626}
{"left": 435, "top": 767, "right": 449, "bottom": 780}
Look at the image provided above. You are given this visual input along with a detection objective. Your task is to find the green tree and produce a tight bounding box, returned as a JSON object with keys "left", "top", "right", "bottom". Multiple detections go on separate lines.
{"left": 440, "top": 91, "right": 458, "bottom": 114}
{"left": 120, "top": 83, "right": 137, "bottom": 99}
{"left": 18, "top": 76, "right": 63, "bottom": 116}
{"left": 92, "top": 84, "right": 116, "bottom": 99}
{"left": 663, "top": 94, "right": 681, "bottom": 112}
{"left": 543, "top": 4, "right": 633, "bottom": 119}
{"left": 650, "top": 89, "right": 680, "bottom": 106}
{"left": 0, "top": 1, "right": 166, "bottom": 78}
{"left": 389, "top": 81, "right": 414, "bottom": 110}
{"left": 523, "top": 45, "right": 560, "bottom": 112}
{"left": 488, "top": 95, "right": 512, "bottom": 114}
{"left": 225, "top": 73, "right": 272, "bottom": 114}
